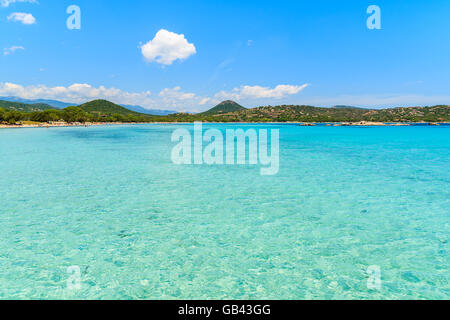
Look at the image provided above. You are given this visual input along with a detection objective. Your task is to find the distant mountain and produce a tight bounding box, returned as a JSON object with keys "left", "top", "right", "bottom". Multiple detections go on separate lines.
{"left": 0, "top": 99, "right": 57, "bottom": 112}
{"left": 0, "top": 96, "right": 75, "bottom": 109}
{"left": 78, "top": 99, "right": 146, "bottom": 116}
{"left": 201, "top": 100, "right": 246, "bottom": 115}
{"left": 0, "top": 96, "right": 177, "bottom": 115}
{"left": 121, "top": 104, "right": 176, "bottom": 116}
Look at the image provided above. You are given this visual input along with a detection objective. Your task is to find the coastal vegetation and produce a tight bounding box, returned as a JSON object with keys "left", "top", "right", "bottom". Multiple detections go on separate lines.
{"left": 202, "top": 104, "right": 450, "bottom": 123}
{"left": 0, "top": 99, "right": 449, "bottom": 126}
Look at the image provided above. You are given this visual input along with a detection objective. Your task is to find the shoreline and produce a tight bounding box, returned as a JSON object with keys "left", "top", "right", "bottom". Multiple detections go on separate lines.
{"left": 1, "top": 121, "right": 448, "bottom": 129}
{"left": 0, "top": 122, "right": 116, "bottom": 129}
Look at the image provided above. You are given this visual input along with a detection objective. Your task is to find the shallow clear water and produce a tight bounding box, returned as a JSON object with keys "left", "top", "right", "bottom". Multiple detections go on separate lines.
{"left": 0, "top": 124, "right": 448, "bottom": 300}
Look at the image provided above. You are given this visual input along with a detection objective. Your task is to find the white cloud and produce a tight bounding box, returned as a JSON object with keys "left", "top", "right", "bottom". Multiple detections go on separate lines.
{"left": 7, "top": 12, "right": 36, "bottom": 24}
{"left": 215, "top": 84, "right": 309, "bottom": 101}
{"left": 0, "top": 82, "right": 152, "bottom": 106}
{"left": 199, "top": 97, "right": 212, "bottom": 105}
{"left": 0, "top": 82, "right": 213, "bottom": 112}
{"left": 1, "top": 0, "right": 37, "bottom": 7}
{"left": 3, "top": 45, "right": 24, "bottom": 55}
{"left": 159, "top": 86, "right": 195, "bottom": 100}
{"left": 140, "top": 29, "right": 196, "bottom": 65}
{"left": 0, "top": 82, "right": 207, "bottom": 112}
{"left": 158, "top": 87, "right": 212, "bottom": 111}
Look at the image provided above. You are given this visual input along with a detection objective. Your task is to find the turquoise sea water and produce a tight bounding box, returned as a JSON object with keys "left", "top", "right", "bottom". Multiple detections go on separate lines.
{"left": 0, "top": 124, "right": 448, "bottom": 300}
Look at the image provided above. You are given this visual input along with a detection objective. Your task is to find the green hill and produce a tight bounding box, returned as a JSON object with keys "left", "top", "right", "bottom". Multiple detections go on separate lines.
{"left": 201, "top": 100, "right": 246, "bottom": 115}
{"left": 0, "top": 100, "right": 56, "bottom": 112}
{"left": 78, "top": 99, "right": 144, "bottom": 116}
{"left": 197, "top": 104, "right": 450, "bottom": 123}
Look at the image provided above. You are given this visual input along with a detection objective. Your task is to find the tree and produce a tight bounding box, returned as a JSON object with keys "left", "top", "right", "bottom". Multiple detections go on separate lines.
{"left": 111, "top": 113, "right": 126, "bottom": 122}
{"left": 5, "top": 110, "right": 24, "bottom": 124}
{"left": 0, "top": 107, "right": 5, "bottom": 122}
{"left": 31, "top": 110, "right": 62, "bottom": 123}
{"left": 62, "top": 107, "right": 91, "bottom": 123}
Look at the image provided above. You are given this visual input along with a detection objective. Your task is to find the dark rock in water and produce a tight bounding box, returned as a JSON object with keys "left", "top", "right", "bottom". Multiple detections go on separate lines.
{"left": 86, "top": 280, "right": 96, "bottom": 287}
{"left": 51, "top": 273, "right": 62, "bottom": 282}
{"left": 118, "top": 230, "right": 132, "bottom": 238}
{"left": 114, "top": 260, "right": 125, "bottom": 267}
{"left": 311, "top": 269, "right": 325, "bottom": 279}
{"left": 361, "top": 210, "right": 368, "bottom": 214}
{"left": 401, "top": 272, "right": 421, "bottom": 283}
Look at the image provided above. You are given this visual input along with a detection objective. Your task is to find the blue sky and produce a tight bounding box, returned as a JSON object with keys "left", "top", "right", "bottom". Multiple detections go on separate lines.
{"left": 1, "top": 0, "right": 449, "bottom": 111}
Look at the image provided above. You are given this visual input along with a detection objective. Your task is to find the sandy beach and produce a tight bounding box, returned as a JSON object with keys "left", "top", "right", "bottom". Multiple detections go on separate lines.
{"left": 0, "top": 122, "right": 124, "bottom": 129}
